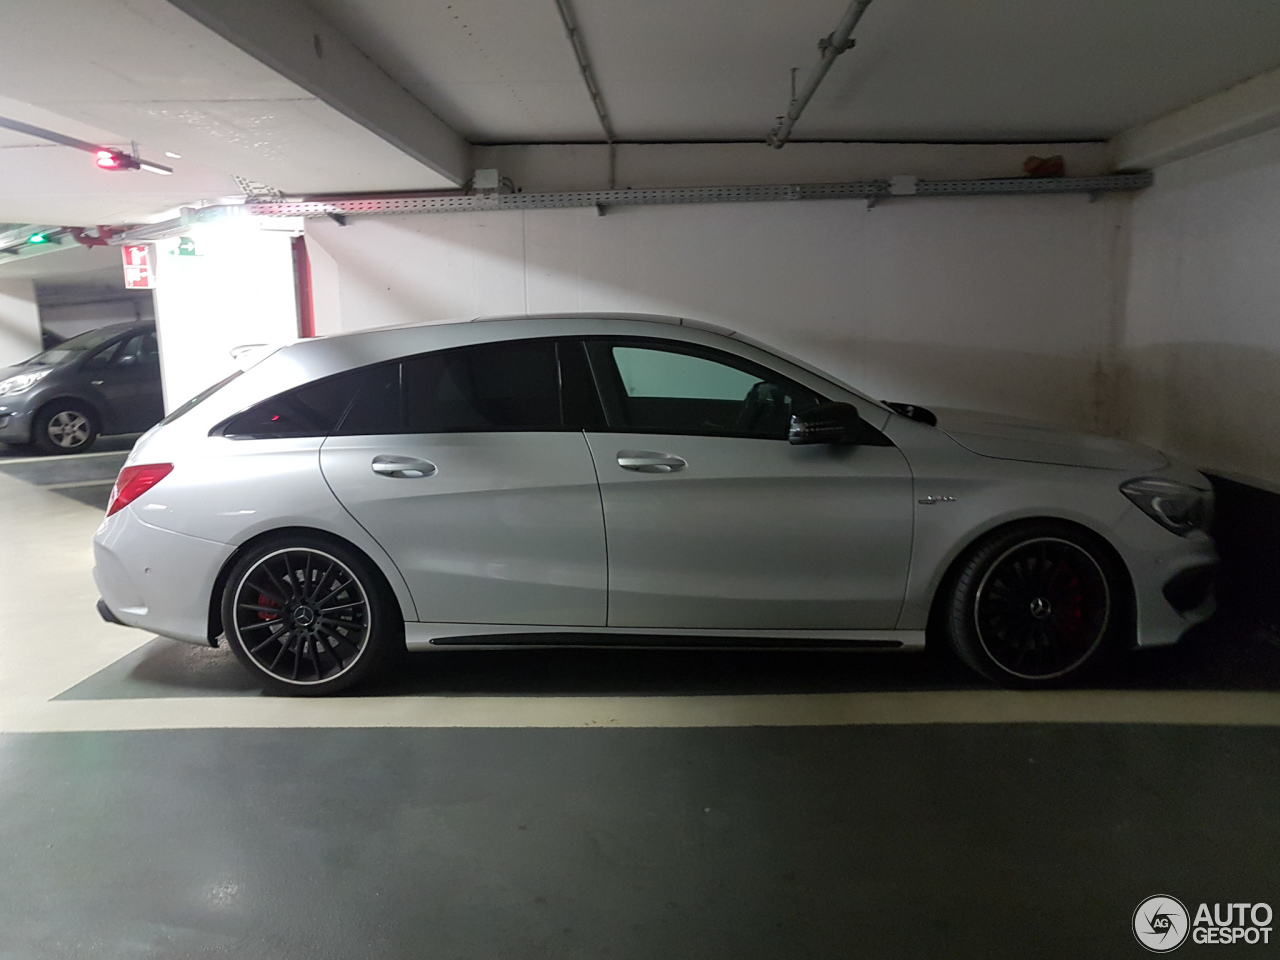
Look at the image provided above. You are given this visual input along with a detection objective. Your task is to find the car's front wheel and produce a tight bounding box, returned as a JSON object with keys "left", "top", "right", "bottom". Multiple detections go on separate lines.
{"left": 33, "top": 401, "right": 99, "bottom": 454}
{"left": 221, "top": 535, "right": 402, "bottom": 696}
{"left": 943, "top": 521, "right": 1128, "bottom": 686}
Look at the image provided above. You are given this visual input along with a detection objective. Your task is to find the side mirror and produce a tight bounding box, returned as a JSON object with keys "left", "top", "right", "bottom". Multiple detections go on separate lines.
{"left": 789, "top": 402, "right": 861, "bottom": 445}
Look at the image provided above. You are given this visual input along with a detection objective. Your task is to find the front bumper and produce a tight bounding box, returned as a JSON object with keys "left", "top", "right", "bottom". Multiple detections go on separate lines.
{"left": 1112, "top": 507, "right": 1218, "bottom": 648}
{"left": 93, "top": 504, "right": 235, "bottom": 646}
{"left": 0, "top": 408, "right": 32, "bottom": 444}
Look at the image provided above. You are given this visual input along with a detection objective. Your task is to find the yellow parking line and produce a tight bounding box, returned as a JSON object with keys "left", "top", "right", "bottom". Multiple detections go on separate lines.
{"left": 3, "top": 689, "right": 1280, "bottom": 733}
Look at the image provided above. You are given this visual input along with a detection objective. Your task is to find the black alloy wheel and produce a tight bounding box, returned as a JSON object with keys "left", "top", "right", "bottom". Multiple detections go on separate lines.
{"left": 222, "top": 536, "right": 399, "bottom": 695}
{"left": 33, "top": 401, "right": 99, "bottom": 454}
{"left": 944, "top": 522, "right": 1127, "bottom": 686}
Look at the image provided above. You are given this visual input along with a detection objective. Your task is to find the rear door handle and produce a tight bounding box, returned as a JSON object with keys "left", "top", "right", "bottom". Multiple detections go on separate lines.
{"left": 617, "top": 450, "right": 686, "bottom": 473}
{"left": 371, "top": 455, "right": 437, "bottom": 479}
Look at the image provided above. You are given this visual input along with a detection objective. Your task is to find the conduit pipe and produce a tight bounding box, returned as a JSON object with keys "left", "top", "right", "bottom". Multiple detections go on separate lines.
{"left": 552, "top": 0, "right": 618, "bottom": 187}
{"left": 768, "top": 0, "right": 875, "bottom": 148}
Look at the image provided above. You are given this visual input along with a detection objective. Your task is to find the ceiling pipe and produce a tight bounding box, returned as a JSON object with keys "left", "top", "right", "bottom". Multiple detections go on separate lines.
{"left": 0, "top": 115, "right": 173, "bottom": 174}
{"left": 768, "top": 0, "right": 875, "bottom": 149}
{"left": 552, "top": 0, "right": 618, "bottom": 187}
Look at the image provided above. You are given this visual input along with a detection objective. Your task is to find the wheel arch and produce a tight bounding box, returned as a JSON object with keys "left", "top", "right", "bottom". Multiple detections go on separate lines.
{"left": 207, "top": 525, "right": 408, "bottom": 644}
{"left": 923, "top": 515, "right": 1137, "bottom": 649}
{"left": 34, "top": 393, "right": 104, "bottom": 428}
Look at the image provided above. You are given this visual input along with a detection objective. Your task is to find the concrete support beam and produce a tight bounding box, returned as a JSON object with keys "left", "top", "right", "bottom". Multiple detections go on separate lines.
{"left": 0, "top": 278, "right": 42, "bottom": 368}
{"left": 168, "top": 0, "right": 470, "bottom": 185}
{"left": 1113, "top": 65, "right": 1280, "bottom": 170}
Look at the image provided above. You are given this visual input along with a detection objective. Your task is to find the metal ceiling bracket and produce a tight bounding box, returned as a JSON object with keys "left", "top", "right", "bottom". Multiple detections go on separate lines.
{"left": 112, "top": 172, "right": 1153, "bottom": 243}
{"left": 238, "top": 172, "right": 1153, "bottom": 219}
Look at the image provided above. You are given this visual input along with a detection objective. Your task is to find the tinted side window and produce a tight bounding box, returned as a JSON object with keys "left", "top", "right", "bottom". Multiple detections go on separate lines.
{"left": 222, "top": 370, "right": 366, "bottom": 439}
{"left": 403, "top": 340, "right": 561, "bottom": 433}
{"left": 109, "top": 333, "right": 158, "bottom": 368}
{"left": 336, "top": 363, "right": 402, "bottom": 435}
{"left": 588, "top": 341, "right": 824, "bottom": 440}
{"left": 84, "top": 340, "right": 123, "bottom": 369}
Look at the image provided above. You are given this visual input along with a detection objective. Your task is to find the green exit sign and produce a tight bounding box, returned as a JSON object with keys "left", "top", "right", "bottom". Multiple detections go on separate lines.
{"left": 176, "top": 236, "right": 198, "bottom": 256}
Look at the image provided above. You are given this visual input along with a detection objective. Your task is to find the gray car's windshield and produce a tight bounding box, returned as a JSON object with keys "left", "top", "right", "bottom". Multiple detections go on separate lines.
{"left": 23, "top": 326, "right": 131, "bottom": 366}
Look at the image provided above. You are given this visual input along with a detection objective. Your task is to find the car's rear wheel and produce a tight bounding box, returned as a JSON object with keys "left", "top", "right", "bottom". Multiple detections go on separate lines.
{"left": 33, "top": 401, "right": 98, "bottom": 454}
{"left": 221, "top": 535, "right": 401, "bottom": 696}
{"left": 944, "top": 521, "right": 1128, "bottom": 686}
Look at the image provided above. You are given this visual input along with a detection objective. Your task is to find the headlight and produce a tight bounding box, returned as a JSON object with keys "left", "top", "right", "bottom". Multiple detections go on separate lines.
{"left": 1120, "top": 477, "right": 1214, "bottom": 536}
{"left": 0, "top": 368, "right": 51, "bottom": 397}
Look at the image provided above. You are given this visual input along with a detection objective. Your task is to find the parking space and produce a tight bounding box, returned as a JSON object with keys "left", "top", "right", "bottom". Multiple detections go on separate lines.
{"left": 4, "top": 0, "right": 1280, "bottom": 954}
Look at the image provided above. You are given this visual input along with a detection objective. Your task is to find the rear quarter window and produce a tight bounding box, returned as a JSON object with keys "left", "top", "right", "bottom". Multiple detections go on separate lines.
{"left": 219, "top": 370, "right": 366, "bottom": 439}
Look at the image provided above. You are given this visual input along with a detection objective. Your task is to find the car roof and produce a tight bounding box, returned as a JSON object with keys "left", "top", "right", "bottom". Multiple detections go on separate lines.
{"left": 96, "top": 320, "right": 155, "bottom": 336}
{"left": 319, "top": 312, "right": 735, "bottom": 341}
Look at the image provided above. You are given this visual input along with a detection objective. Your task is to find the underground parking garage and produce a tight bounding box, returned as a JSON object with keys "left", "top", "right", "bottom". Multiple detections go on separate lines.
{"left": 2, "top": 0, "right": 1280, "bottom": 956}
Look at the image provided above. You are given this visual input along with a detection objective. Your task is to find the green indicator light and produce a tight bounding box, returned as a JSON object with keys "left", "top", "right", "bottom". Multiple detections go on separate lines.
{"left": 27, "top": 233, "right": 49, "bottom": 244}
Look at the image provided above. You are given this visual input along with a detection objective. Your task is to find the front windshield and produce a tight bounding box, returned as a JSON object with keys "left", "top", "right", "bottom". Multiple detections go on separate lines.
{"left": 23, "top": 326, "right": 131, "bottom": 366}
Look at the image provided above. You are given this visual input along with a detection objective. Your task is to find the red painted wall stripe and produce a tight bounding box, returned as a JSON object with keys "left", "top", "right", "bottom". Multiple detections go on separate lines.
{"left": 291, "top": 235, "right": 315, "bottom": 338}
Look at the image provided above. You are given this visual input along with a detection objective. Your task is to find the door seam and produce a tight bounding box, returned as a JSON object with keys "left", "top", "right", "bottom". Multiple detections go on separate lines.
{"left": 581, "top": 430, "right": 610, "bottom": 627}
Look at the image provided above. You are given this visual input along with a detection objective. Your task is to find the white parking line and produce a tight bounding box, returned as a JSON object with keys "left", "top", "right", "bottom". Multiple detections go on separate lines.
{"left": 43, "top": 479, "right": 117, "bottom": 490}
{"left": 0, "top": 449, "right": 131, "bottom": 466}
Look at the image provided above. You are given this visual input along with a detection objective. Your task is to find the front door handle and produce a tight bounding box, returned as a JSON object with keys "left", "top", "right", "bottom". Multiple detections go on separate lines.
{"left": 617, "top": 450, "right": 686, "bottom": 473}
{"left": 371, "top": 455, "right": 437, "bottom": 479}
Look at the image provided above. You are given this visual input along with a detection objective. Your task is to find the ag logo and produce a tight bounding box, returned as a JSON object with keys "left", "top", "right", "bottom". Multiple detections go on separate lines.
{"left": 1134, "top": 895, "right": 1190, "bottom": 952}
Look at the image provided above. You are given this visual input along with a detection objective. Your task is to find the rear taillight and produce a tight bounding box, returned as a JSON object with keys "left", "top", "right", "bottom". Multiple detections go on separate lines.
{"left": 107, "top": 463, "right": 174, "bottom": 517}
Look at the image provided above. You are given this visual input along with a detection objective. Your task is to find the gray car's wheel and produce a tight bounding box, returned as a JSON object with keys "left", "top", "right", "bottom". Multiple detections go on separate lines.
{"left": 33, "top": 401, "right": 99, "bottom": 454}
{"left": 221, "top": 535, "right": 402, "bottom": 696}
{"left": 944, "top": 521, "right": 1128, "bottom": 687}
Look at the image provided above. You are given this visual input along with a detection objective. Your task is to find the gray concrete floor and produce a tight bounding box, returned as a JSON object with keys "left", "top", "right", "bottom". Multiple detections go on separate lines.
{"left": 1, "top": 448, "right": 1278, "bottom": 959}
{"left": 3, "top": 725, "right": 1277, "bottom": 960}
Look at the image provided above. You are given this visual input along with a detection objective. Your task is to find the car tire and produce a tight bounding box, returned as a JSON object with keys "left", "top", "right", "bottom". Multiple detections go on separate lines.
{"left": 221, "top": 534, "right": 403, "bottom": 696}
{"left": 943, "top": 521, "right": 1128, "bottom": 687}
{"left": 33, "top": 401, "right": 99, "bottom": 455}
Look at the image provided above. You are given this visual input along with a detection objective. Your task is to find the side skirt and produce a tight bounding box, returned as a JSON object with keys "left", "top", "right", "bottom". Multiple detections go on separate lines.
{"left": 404, "top": 623, "right": 926, "bottom": 652}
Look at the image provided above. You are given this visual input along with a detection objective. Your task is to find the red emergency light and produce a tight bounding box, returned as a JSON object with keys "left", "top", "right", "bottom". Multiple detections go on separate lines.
{"left": 95, "top": 149, "right": 140, "bottom": 171}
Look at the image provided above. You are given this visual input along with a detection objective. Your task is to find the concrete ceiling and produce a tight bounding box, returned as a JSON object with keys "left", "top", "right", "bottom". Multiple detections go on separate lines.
{"left": 2, "top": 0, "right": 1280, "bottom": 229}
{"left": 0, "top": 0, "right": 458, "bottom": 217}
{"left": 0, "top": 95, "right": 240, "bottom": 224}
{"left": 315, "top": 0, "right": 1280, "bottom": 142}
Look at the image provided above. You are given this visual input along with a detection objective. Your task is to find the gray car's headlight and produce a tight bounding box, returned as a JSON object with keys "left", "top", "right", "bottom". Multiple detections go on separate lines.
{"left": 0, "top": 368, "right": 51, "bottom": 397}
{"left": 1120, "top": 477, "right": 1214, "bottom": 536}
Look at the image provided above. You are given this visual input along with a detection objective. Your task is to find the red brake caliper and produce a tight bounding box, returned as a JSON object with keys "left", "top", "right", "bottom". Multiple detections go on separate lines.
{"left": 257, "top": 593, "right": 279, "bottom": 621}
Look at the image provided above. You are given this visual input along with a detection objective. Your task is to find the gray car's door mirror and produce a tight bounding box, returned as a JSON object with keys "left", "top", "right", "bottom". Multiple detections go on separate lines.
{"left": 788, "top": 402, "right": 861, "bottom": 445}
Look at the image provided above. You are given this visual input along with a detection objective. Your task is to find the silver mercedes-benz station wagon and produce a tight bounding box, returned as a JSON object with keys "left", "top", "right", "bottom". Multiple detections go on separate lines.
{"left": 93, "top": 314, "right": 1217, "bottom": 694}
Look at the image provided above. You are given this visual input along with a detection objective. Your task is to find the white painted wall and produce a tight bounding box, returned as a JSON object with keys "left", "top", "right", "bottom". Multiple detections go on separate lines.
{"left": 0, "top": 278, "right": 41, "bottom": 367}
{"left": 152, "top": 218, "right": 301, "bottom": 411}
{"left": 304, "top": 234, "right": 343, "bottom": 337}
{"left": 308, "top": 194, "right": 1128, "bottom": 431}
{"left": 1121, "top": 126, "right": 1280, "bottom": 483}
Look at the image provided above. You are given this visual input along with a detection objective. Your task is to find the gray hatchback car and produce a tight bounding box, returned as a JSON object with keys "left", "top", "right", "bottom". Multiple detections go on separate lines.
{"left": 0, "top": 321, "right": 163, "bottom": 454}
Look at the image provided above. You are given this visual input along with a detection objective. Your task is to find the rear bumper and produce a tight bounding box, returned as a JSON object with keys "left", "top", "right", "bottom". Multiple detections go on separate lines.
{"left": 96, "top": 598, "right": 126, "bottom": 626}
{"left": 93, "top": 505, "right": 234, "bottom": 646}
